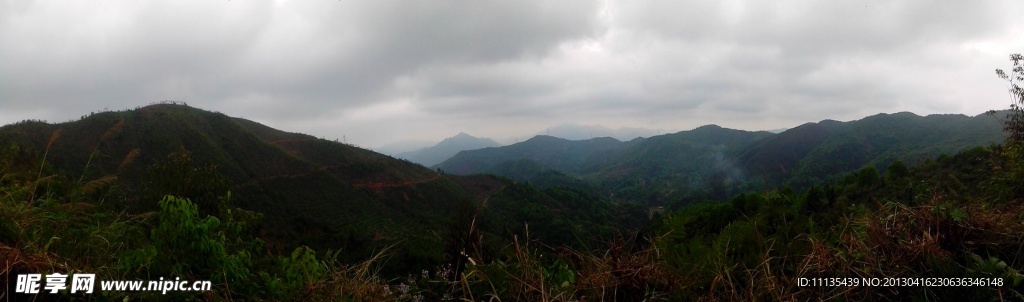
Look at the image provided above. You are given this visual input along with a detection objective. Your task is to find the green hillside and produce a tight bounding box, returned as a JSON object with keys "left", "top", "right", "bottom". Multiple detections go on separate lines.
{"left": 437, "top": 113, "right": 1005, "bottom": 208}
{"left": 0, "top": 104, "right": 641, "bottom": 274}
{"left": 779, "top": 112, "right": 1005, "bottom": 188}
{"left": 436, "top": 125, "right": 775, "bottom": 205}
{"left": 436, "top": 135, "right": 638, "bottom": 175}
{"left": 587, "top": 125, "right": 773, "bottom": 205}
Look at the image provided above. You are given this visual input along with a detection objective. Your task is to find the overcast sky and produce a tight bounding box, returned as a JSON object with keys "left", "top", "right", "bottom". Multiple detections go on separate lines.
{"left": 2, "top": 1, "right": 1022, "bottom": 147}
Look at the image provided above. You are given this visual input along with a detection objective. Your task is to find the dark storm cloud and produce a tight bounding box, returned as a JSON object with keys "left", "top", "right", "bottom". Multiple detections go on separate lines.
{"left": 0, "top": 1, "right": 272, "bottom": 117}
{"left": 1, "top": 1, "right": 599, "bottom": 118}
{"left": 1, "top": 0, "right": 1021, "bottom": 146}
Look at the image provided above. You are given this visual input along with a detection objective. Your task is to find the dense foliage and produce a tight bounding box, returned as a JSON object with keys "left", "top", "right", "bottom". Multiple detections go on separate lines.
{"left": 654, "top": 144, "right": 1024, "bottom": 300}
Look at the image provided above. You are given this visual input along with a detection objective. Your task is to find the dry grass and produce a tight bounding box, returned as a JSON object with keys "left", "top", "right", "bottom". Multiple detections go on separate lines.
{"left": 0, "top": 244, "right": 66, "bottom": 300}
{"left": 305, "top": 248, "right": 398, "bottom": 301}
{"left": 573, "top": 234, "right": 679, "bottom": 302}
{"left": 793, "top": 195, "right": 1024, "bottom": 300}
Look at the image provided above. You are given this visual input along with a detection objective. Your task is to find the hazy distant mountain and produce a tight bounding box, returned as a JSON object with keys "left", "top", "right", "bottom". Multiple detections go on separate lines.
{"left": 371, "top": 139, "right": 435, "bottom": 156}
{"left": 395, "top": 132, "right": 501, "bottom": 166}
{"left": 538, "top": 123, "right": 661, "bottom": 141}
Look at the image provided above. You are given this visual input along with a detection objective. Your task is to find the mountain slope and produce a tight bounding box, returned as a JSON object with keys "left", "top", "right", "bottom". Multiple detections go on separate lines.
{"left": 435, "top": 135, "right": 640, "bottom": 175}
{"left": 0, "top": 105, "right": 463, "bottom": 262}
{"left": 739, "top": 112, "right": 1006, "bottom": 188}
{"left": 735, "top": 120, "right": 842, "bottom": 185}
{"left": 586, "top": 125, "right": 774, "bottom": 203}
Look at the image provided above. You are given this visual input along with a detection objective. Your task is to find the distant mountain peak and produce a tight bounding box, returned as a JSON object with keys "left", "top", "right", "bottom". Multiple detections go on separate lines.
{"left": 396, "top": 132, "right": 500, "bottom": 166}
{"left": 446, "top": 132, "right": 477, "bottom": 141}
{"left": 455, "top": 131, "right": 471, "bottom": 137}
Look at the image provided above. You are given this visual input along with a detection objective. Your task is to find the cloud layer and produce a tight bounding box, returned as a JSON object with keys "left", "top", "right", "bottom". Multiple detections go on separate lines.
{"left": 2, "top": 0, "right": 1022, "bottom": 147}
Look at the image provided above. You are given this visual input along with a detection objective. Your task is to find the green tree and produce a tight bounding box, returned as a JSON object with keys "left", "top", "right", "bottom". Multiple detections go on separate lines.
{"left": 992, "top": 53, "right": 1024, "bottom": 200}
{"left": 120, "top": 196, "right": 253, "bottom": 287}
{"left": 994, "top": 53, "right": 1024, "bottom": 142}
{"left": 147, "top": 146, "right": 230, "bottom": 214}
{"left": 856, "top": 165, "right": 880, "bottom": 187}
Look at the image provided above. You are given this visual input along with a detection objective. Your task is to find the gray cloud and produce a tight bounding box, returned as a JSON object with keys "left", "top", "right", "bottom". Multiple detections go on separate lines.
{"left": 1, "top": 0, "right": 1022, "bottom": 147}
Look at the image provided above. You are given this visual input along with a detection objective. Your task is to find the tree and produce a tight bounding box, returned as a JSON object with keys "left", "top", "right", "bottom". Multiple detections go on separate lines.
{"left": 994, "top": 53, "right": 1024, "bottom": 142}
{"left": 148, "top": 146, "right": 230, "bottom": 214}
{"left": 991, "top": 54, "right": 1024, "bottom": 200}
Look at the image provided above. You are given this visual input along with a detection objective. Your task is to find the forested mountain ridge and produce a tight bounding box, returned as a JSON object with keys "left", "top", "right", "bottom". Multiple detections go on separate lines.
{"left": 584, "top": 125, "right": 773, "bottom": 204}
{"left": 437, "top": 112, "right": 1005, "bottom": 206}
{"left": 436, "top": 134, "right": 642, "bottom": 175}
{"left": 0, "top": 104, "right": 463, "bottom": 263}
{"left": 741, "top": 111, "right": 1005, "bottom": 188}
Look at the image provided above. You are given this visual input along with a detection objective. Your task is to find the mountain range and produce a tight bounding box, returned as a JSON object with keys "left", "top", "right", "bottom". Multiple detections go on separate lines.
{"left": 0, "top": 105, "right": 1008, "bottom": 268}
{"left": 437, "top": 112, "right": 1006, "bottom": 206}
{"left": 535, "top": 123, "right": 662, "bottom": 141}
{"left": 2, "top": 103, "right": 1018, "bottom": 300}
